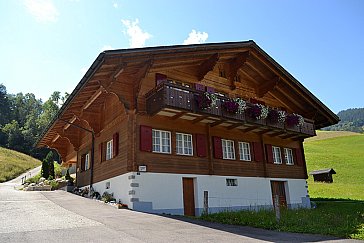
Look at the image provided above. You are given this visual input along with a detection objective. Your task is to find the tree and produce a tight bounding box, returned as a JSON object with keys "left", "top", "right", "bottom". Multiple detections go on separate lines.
{"left": 0, "top": 84, "right": 12, "bottom": 126}
{"left": 41, "top": 151, "right": 55, "bottom": 179}
{"left": 1, "top": 120, "right": 25, "bottom": 152}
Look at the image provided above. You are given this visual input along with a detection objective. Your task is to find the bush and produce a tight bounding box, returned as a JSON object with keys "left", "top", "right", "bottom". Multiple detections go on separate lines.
{"left": 54, "top": 162, "right": 62, "bottom": 178}
{"left": 101, "top": 191, "right": 115, "bottom": 203}
{"left": 49, "top": 180, "right": 59, "bottom": 190}
{"left": 25, "top": 173, "right": 41, "bottom": 184}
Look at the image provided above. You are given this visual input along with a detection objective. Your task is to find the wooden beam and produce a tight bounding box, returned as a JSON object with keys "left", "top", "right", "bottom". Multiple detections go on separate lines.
{"left": 245, "top": 62, "right": 270, "bottom": 81}
{"left": 192, "top": 115, "right": 208, "bottom": 124}
{"left": 256, "top": 76, "right": 280, "bottom": 98}
{"left": 227, "top": 52, "right": 250, "bottom": 89}
{"left": 268, "top": 130, "right": 286, "bottom": 137}
{"left": 197, "top": 53, "right": 219, "bottom": 81}
{"left": 210, "top": 120, "right": 225, "bottom": 127}
{"left": 112, "top": 63, "right": 127, "bottom": 79}
{"left": 81, "top": 87, "right": 105, "bottom": 110}
{"left": 226, "top": 123, "right": 243, "bottom": 130}
{"left": 170, "top": 112, "right": 187, "bottom": 120}
{"left": 240, "top": 126, "right": 258, "bottom": 133}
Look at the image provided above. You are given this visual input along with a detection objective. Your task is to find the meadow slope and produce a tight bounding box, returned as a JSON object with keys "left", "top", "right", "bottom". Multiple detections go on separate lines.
{"left": 0, "top": 147, "right": 41, "bottom": 182}
{"left": 304, "top": 132, "right": 364, "bottom": 200}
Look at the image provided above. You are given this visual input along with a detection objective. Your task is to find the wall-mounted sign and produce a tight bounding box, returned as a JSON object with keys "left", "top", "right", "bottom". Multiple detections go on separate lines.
{"left": 138, "top": 165, "right": 147, "bottom": 172}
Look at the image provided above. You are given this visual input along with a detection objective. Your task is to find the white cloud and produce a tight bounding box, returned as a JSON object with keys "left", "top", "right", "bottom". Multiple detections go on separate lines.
{"left": 183, "top": 29, "right": 208, "bottom": 45}
{"left": 121, "top": 19, "right": 152, "bottom": 48}
{"left": 113, "top": 2, "right": 118, "bottom": 8}
{"left": 24, "top": 0, "right": 59, "bottom": 22}
{"left": 80, "top": 67, "right": 88, "bottom": 76}
{"left": 101, "top": 45, "right": 113, "bottom": 51}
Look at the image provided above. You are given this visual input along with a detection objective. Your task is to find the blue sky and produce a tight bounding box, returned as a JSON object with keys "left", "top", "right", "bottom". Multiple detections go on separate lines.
{"left": 0, "top": 0, "right": 363, "bottom": 113}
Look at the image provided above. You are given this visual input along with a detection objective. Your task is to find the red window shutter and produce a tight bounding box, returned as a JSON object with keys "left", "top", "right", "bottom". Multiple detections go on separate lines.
{"left": 155, "top": 73, "right": 167, "bottom": 85}
{"left": 295, "top": 148, "right": 304, "bottom": 166}
{"left": 266, "top": 144, "right": 274, "bottom": 163}
{"left": 140, "top": 125, "right": 152, "bottom": 152}
{"left": 213, "top": 136, "right": 223, "bottom": 159}
{"left": 195, "top": 83, "right": 205, "bottom": 91}
{"left": 253, "top": 142, "right": 263, "bottom": 162}
{"left": 113, "top": 132, "right": 119, "bottom": 157}
{"left": 196, "top": 134, "right": 207, "bottom": 157}
{"left": 206, "top": 86, "right": 215, "bottom": 93}
{"left": 99, "top": 142, "right": 103, "bottom": 162}
{"left": 80, "top": 154, "right": 85, "bottom": 171}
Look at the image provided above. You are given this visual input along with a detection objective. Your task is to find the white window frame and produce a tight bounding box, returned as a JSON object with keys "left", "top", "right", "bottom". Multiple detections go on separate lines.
{"left": 238, "top": 142, "right": 251, "bottom": 161}
{"left": 85, "top": 153, "right": 90, "bottom": 170}
{"left": 222, "top": 139, "right": 235, "bottom": 160}
{"left": 176, "top": 132, "right": 193, "bottom": 156}
{"left": 106, "top": 140, "right": 113, "bottom": 160}
{"left": 284, "top": 148, "right": 294, "bottom": 165}
{"left": 226, "top": 178, "right": 238, "bottom": 186}
{"left": 152, "top": 129, "right": 171, "bottom": 154}
{"left": 272, "top": 146, "right": 282, "bottom": 164}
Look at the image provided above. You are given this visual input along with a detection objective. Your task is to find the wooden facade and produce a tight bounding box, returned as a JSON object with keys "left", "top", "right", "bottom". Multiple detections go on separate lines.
{"left": 36, "top": 41, "right": 339, "bottom": 190}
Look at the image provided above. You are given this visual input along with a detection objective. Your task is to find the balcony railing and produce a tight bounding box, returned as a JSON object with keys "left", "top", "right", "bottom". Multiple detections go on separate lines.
{"left": 146, "top": 83, "right": 316, "bottom": 137}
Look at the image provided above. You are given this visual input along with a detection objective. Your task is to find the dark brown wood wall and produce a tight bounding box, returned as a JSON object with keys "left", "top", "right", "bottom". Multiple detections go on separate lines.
{"left": 136, "top": 115, "right": 306, "bottom": 179}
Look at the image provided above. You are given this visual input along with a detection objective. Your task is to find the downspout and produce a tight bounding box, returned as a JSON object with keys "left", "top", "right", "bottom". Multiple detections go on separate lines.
{"left": 58, "top": 118, "right": 95, "bottom": 189}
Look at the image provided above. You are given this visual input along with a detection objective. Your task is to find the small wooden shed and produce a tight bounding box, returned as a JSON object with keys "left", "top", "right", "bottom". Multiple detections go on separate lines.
{"left": 310, "top": 168, "right": 336, "bottom": 183}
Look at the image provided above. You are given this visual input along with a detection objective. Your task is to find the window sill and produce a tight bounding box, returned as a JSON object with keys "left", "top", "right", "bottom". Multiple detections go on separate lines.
{"left": 152, "top": 151, "right": 172, "bottom": 155}
{"left": 176, "top": 153, "right": 194, "bottom": 156}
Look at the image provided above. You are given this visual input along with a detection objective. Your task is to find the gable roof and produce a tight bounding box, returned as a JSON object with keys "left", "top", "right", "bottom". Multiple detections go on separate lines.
{"left": 309, "top": 168, "right": 336, "bottom": 175}
{"left": 36, "top": 40, "right": 339, "bottom": 148}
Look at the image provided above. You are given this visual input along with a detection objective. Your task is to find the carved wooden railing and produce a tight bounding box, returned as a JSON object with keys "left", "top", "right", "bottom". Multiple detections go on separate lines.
{"left": 146, "top": 83, "right": 316, "bottom": 136}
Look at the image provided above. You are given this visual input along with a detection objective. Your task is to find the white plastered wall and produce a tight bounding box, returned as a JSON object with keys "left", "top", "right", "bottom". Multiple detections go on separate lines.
{"left": 91, "top": 172, "right": 309, "bottom": 213}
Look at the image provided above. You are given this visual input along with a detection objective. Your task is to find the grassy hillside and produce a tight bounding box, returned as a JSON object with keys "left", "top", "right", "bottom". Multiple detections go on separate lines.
{"left": 304, "top": 133, "right": 364, "bottom": 200}
{"left": 0, "top": 147, "right": 41, "bottom": 182}
{"left": 305, "top": 130, "right": 359, "bottom": 142}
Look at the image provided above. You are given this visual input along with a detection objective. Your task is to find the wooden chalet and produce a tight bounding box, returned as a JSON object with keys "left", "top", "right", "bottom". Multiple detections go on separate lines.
{"left": 37, "top": 41, "right": 339, "bottom": 215}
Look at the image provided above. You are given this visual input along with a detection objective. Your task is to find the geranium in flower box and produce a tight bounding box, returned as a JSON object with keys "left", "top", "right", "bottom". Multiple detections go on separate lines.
{"left": 286, "top": 113, "right": 304, "bottom": 127}
{"left": 248, "top": 104, "right": 269, "bottom": 120}
{"left": 223, "top": 100, "right": 239, "bottom": 114}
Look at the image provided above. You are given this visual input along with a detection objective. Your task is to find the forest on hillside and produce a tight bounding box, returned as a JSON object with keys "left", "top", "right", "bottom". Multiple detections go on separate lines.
{"left": 322, "top": 108, "right": 364, "bottom": 133}
{"left": 0, "top": 83, "right": 68, "bottom": 160}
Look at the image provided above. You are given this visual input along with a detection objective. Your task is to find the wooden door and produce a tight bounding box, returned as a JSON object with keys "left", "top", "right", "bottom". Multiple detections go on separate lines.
{"left": 182, "top": 178, "right": 195, "bottom": 216}
{"left": 271, "top": 181, "right": 287, "bottom": 207}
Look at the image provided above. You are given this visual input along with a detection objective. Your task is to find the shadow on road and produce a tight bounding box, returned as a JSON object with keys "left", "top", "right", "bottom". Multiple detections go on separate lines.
{"left": 160, "top": 214, "right": 343, "bottom": 243}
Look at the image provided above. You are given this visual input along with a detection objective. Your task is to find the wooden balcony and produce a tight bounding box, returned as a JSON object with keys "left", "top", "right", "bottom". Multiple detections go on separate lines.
{"left": 146, "top": 83, "right": 316, "bottom": 138}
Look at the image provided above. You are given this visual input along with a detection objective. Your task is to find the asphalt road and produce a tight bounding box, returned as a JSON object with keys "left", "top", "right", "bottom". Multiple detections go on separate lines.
{"left": 0, "top": 174, "right": 358, "bottom": 243}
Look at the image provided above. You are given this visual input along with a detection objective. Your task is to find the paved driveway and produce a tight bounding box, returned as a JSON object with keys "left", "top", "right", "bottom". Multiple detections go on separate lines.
{"left": 0, "top": 178, "right": 358, "bottom": 242}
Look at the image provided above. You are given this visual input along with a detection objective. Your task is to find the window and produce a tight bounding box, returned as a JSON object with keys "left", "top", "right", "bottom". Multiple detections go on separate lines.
{"left": 106, "top": 140, "right": 113, "bottom": 160}
{"left": 105, "top": 182, "right": 110, "bottom": 189}
{"left": 272, "top": 146, "right": 282, "bottom": 164}
{"left": 85, "top": 153, "right": 90, "bottom": 170}
{"left": 238, "top": 142, "right": 251, "bottom": 161}
{"left": 226, "top": 179, "right": 238, "bottom": 186}
{"left": 152, "top": 129, "right": 171, "bottom": 154}
{"left": 284, "top": 148, "right": 294, "bottom": 165}
{"left": 176, "top": 133, "right": 193, "bottom": 156}
{"left": 222, "top": 139, "right": 235, "bottom": 160}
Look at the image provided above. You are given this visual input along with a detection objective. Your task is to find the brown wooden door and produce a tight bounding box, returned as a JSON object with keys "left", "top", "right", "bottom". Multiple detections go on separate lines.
{"left": 182, "top": 178, "right": 195, "bottom": 216}
{"left": 271, "top": 181, "right": 287, "bottom": 207}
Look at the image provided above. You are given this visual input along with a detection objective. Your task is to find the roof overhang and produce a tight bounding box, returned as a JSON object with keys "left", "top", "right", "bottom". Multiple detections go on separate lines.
{"left": 36, "top": 40, "right": 339, "bottom": 149}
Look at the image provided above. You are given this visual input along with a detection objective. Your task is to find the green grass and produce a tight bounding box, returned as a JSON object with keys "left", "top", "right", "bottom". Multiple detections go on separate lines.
{"left": 0, "top": 147, "right": 41, "bottom": 182}
{"left": 199, "top": 131, "right": 364, "bottom": 239}
{"left": 304, "top": 133, "right": 364, "bottom": 200}
{"left": 200, "top": 200, "right": 364, "bottom": 240}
